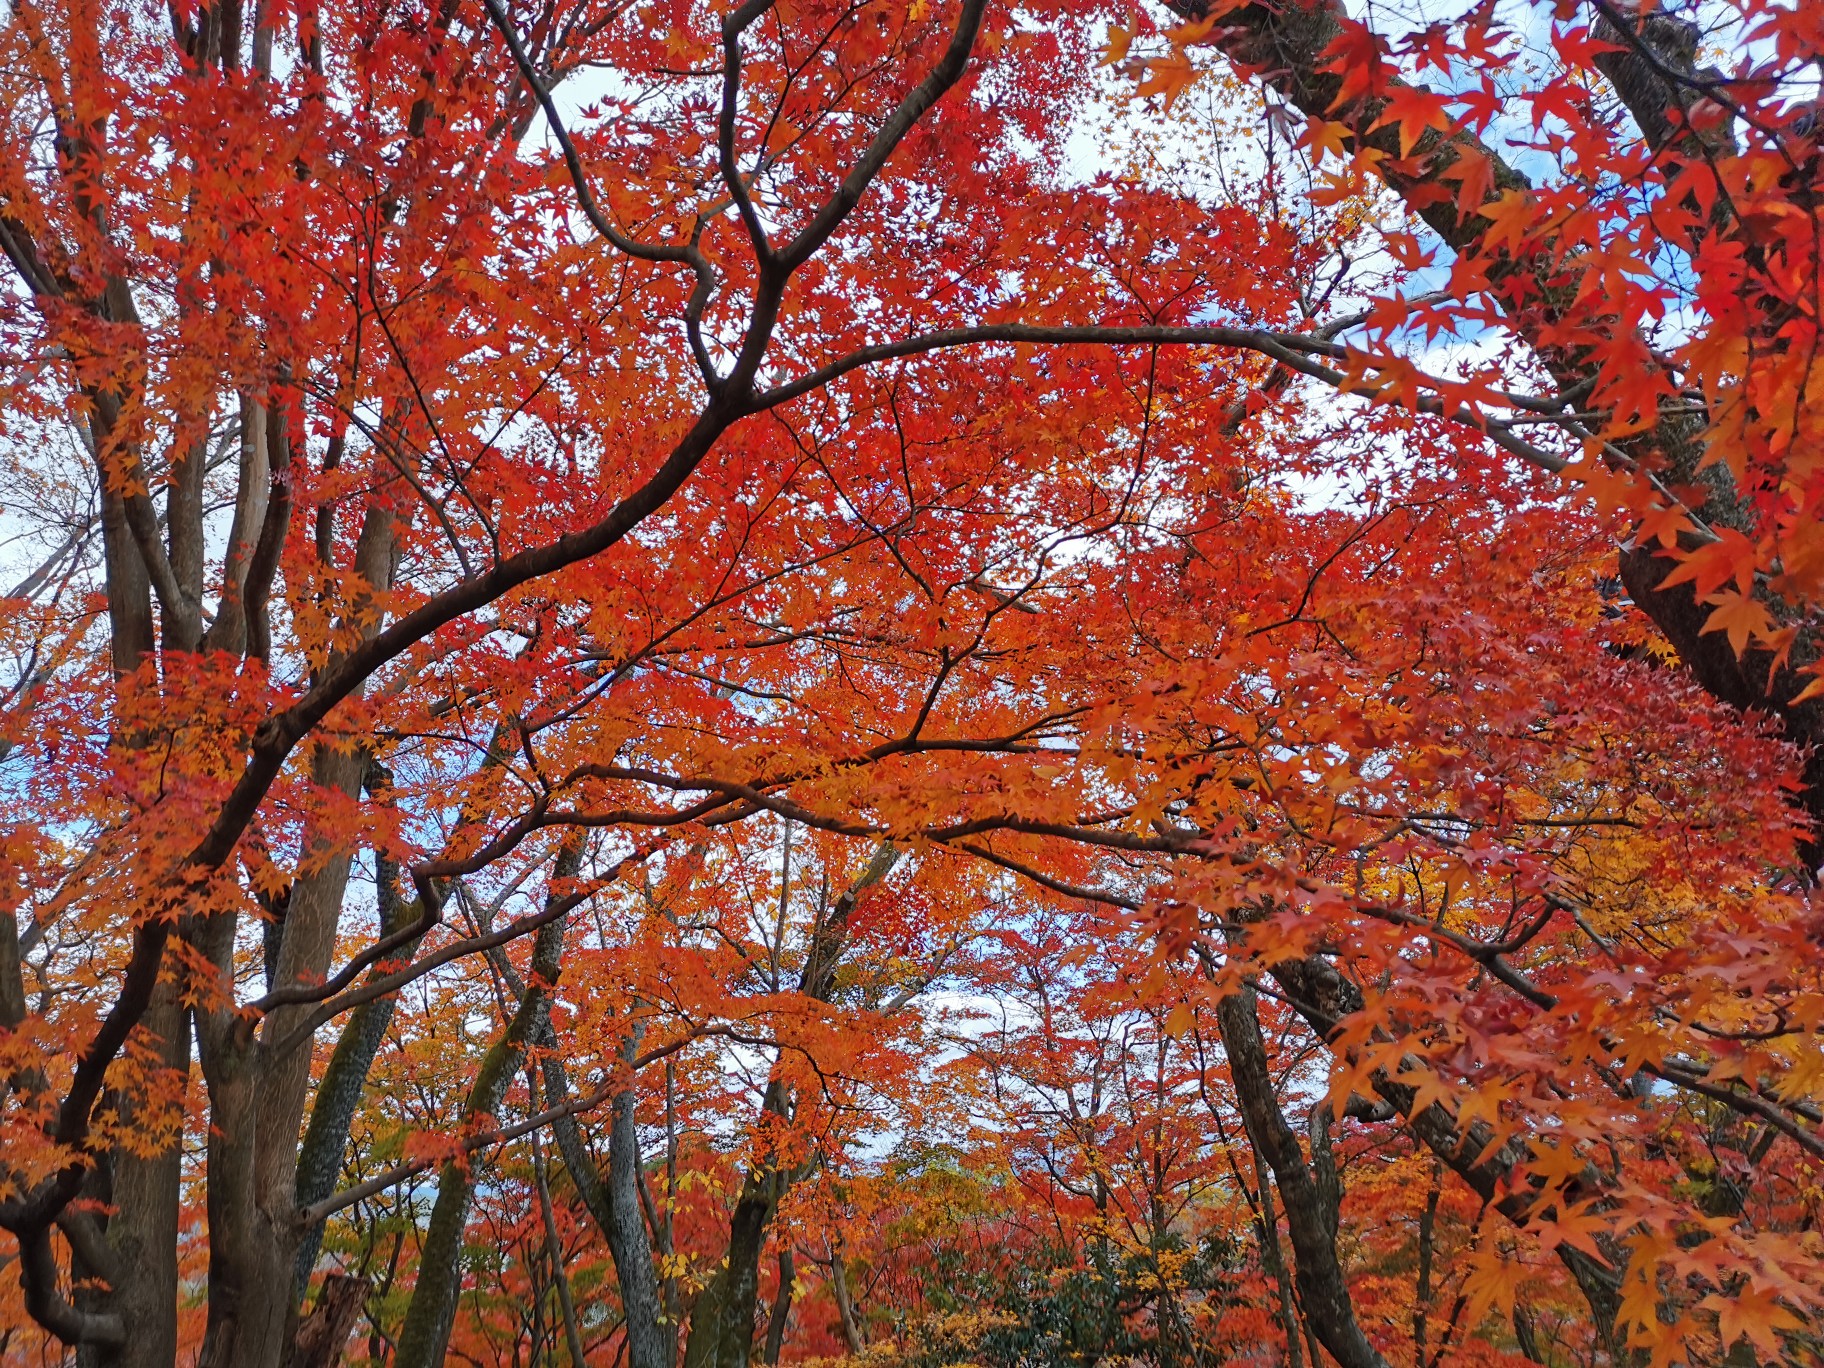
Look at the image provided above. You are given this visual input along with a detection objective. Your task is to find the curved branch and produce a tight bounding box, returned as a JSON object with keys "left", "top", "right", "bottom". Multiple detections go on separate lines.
{"left": 748, "top": 322, "right": 1570, "bottom": 474}
{"left": 777, "top": 0, "right": 990, "bottom": 271}
{"left": 17, "top": 1225, "right": 126, "bottom": 1349}
{"left": 717, "top": 0, "right": 778, "bottom": 265}
{"left": 479, "top": 0, "right": 691, "bottom": 264}
{"left": 299, "top": 1020, "right": 737, "bottom": 1226}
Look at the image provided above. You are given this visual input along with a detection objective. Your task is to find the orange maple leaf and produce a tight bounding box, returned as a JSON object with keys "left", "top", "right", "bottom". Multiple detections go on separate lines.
{"left": 1136, "top": 52, "right": 1198, "bottom": 109}
{"left": 1700, "top": 588, "right": 1774, "bottom": 658}
{"left": 1705, "top": 1287, "right": 1804, "bottom": 1358}
{"left": 1372, "top": 84, "right": 1452, "bottom": 157}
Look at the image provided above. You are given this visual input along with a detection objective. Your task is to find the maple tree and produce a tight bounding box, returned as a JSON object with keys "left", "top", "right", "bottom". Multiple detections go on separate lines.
{"left": 2, "top": 0, "right": 1823, "bottom": 1361}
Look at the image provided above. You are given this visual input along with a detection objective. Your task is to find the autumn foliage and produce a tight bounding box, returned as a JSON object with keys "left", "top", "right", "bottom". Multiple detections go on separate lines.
{"left": 1, "top": 0, "right": 1823, "bottom": 1362}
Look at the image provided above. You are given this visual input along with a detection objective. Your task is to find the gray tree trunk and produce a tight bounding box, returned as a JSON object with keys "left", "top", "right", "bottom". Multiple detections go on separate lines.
{"left": 392, "top": 885, "right": 573, "bottom": 1368}
{"left": 1214, "top": 986, "right": 1388, "bottom": 1368}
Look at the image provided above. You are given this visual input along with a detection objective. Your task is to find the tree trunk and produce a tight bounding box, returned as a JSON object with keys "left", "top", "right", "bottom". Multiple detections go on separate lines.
{"left": 1215, "top": 986, "right": 1388, "bottom": 1368}
{"left": 541, "top": 1031, "right": 675, "bottom": 1368}
{"left": 392, "top": 898, "right": 571, "bottom": 1368}
{"left": 1252, "top": 1148, "right": 1305, "bottom": 1368}
{"left": 1413, "top": 1164, "right": 1440, "bottom": 1365}
{"left": 96, "top": 480, "right": 153, "bottom": 678}
{"left": 830, "top": 1238, "right": 864, "bottom": 1355}
{"left": 763, "top": 1249, "right": 796, "bottom": 1366}
{"left": 681, "top": 845, "right": 900, "bottom": 1368}
{"left": 291, "top": 1273, "right": 371, "bottom": 1368}
{"left": 1265, "top": 953, "right": 1639, "bottom": 1364}
{"left": 683, "top": 1161, "right": 784, "bottom": 1368}
{"left": 94, "top": 992, "right": 191, "bottom": 1368}
{"left": 194, "top": 744, "right": 371, "bottom": 1368}
{"left": 195, "top": 502, "right": 399, "bottom": 1368}
{"left": 294, "top": 840, "right": 423, "bottom": 1294}
{"left": 532, "top": 1122, "right": 588, "bottom": 1368}
{"left": 607, "top": 1022, "right": 672, "bottom": 1368}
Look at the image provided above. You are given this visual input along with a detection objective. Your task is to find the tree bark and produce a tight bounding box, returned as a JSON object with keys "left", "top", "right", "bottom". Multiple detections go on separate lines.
{"left": 607, "top": 1020, "right": 672, "bottom": 1368}
{"left": 682, "top": 844, "right": 900, "bottom": 1368}
{"left": 293, "top": 837, "right": 424, "bottom": 1295}
{"left": 539, "top": 1028, "right": 679, "bottom": 1368}
{"left": 1265, "top": 953, "right": 1638, "bottom": 1364}
{"left": 392, "top": 891, "right": 572, "bottom": 1368}
{"left": 763, "top": 1248, "right": 796, "bottom": 1366}
{"left": 1183, "top": 0, "right": 1824, "bottom": 850}
{"left": 533, "top": 1121, "right": 589, "bottom": 1368}
{"left": 291, "top": 1273, "right": 370, "bottom": 1368}
{"left": 193, "top": 742, "right": 371, "bottom": 1368}
{"left": 830, "top": 1238, "right": 865, "bottom": 1355}
{"left": 1214, "top": 985, "right": 1388, "bottom": 1368}
{"left": 1252, "top": 1148, "right": 1305, "bottom": 1368}
{"left": 194, "top": 501, "right": 400, "bottom": 1368}
{"left": 199, "top": 391, "right": 271, "bottom": 657}
{"left": 93, "top": 991, "right": 191, "bottom": 1368}
{"left": 96, "top": 481, "right": 154, "bottom": 679}
{"left": 1413, "top": 1163, "right": 1441, "bottom": 1365}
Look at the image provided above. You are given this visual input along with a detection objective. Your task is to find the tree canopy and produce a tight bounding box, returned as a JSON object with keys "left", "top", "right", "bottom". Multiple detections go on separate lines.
{"left": 1, "top": 0, "right": 1822, "bottom": 1362}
